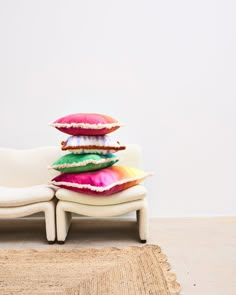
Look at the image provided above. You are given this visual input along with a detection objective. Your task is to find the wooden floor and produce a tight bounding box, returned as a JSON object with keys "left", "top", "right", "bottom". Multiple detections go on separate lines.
{"left": 0, "top": 216, "right": 235, "bottom": 295}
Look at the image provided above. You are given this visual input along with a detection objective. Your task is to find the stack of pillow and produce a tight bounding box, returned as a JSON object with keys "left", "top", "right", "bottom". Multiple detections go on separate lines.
{"left": 49, "top": 113, "right": 149, "bottom": 196}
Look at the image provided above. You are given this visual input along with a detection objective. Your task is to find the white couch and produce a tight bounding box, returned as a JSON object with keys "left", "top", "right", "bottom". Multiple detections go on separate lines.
{"left": 56, "top": 144, "right": 149, "bottom": 244}
{"left": 0, "top": 146, "right": 60, "bottom": 243}
{"left": 0, "top": 145, "right": 149, "bottom": 244}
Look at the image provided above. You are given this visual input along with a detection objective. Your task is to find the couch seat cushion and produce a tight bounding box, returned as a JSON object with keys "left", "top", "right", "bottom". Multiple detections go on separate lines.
{"left": 0, "top": 185, "right": 55, "bottom": 207}
{"left": 56, "top": 184, "right": 146, "bottom": 206}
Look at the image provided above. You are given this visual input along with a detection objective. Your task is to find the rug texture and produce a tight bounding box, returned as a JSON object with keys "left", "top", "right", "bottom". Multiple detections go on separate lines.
{"left": 0, "top": 245, "right": 180, "bottom": 295}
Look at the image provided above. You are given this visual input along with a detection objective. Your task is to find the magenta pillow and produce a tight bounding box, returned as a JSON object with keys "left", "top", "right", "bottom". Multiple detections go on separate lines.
{"left": 50, "top": 113, "right": 121, "bottom": 136}
{"left": 51, "top": 166, "right": 150, "bottom": 196}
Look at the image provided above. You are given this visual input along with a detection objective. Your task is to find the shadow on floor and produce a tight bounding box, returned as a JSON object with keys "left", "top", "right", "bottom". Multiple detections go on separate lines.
{"left": 0, "top": 217, "right": 140, "bottom": 248}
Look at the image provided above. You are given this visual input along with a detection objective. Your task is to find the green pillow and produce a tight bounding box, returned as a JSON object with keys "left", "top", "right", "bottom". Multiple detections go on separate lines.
{"left": 49, "top": 153, "right": 119, "bottom": 173}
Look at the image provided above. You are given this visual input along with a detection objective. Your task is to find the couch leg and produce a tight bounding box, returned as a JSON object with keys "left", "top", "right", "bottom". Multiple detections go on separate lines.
{"left": 138, "top": 200, "right": 149, "bottom": 242}
{"left": 140, "top": 239, "right": 147, "bottom": 243}
{"left": 56, "top": 202, "right": 72, "bottom": 242}
{"left": 48, "top": 240, "right": 55, "bottom": 245}
{"left": 44, "top": 201, "right": 56, "bottom": 242}
{"left": 57, "top": 241, "right": 65, "bottom": 245}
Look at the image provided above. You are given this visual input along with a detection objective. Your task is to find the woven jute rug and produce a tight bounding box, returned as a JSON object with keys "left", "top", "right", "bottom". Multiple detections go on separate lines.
{"left": 0, "top": 245, "right": 180, "bottom": 295}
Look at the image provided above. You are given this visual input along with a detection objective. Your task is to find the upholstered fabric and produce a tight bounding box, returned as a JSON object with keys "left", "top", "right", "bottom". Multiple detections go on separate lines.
{"left": 0, "top": 146, "right": 61, "bottom": 242}
{"left": 56, "top": 198, "right": 149, "bottom": 242}
{"left": 0, "top": 147, "right": 61, "bottom": 187}
{"left": 55, "top": 144, "right": 149, "bottom": 243}
{"left": 0, "top": 144, "right": 148, "bottom": 243}
{"left": 56, "top": 185, "right": 146, "bottom": 206}
{"left": 116, "top": 144, "right": 143, "bottom": 169}
{"left": 0, "top": 201, "right": 56, "bottom": 241}
{"left": 0, "top": 185, "right": 55, "bottom": 207}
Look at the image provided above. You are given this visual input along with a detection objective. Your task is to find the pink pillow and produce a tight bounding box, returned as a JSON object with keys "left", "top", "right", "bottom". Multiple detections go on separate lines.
{"left": 51, "top": 166, "right": 150, "bottom": 196}
{"left": 50, "top": 113, "right": 121, "bottom": 136}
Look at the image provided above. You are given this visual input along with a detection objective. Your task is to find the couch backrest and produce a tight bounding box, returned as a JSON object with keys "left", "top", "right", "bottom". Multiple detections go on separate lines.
{"left": 117, "top": 144, "right": 143, "bottom": 169}
{"left": 0, "top": 144, "right": 142, "bottom": 187}
{"left": 0, "top": 146, "right": 61, "bottom": 187}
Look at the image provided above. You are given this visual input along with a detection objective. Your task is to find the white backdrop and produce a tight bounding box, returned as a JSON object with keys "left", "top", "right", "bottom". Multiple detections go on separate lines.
{"left": 0, "top": 0, "right": 236, "bottom": 217}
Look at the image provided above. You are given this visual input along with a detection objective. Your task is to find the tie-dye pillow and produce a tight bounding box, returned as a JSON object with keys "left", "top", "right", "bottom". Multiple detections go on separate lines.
{"left": 50, "top": 113, "right": 121, "bottom": 136}
{"left": 61, "top": 135, "right": 126, "bottom": 154}
{"left": 49, "top": 153, "right": 119, "bottom": 173}
{"left": 51, "top": 166, "right": 151, "bottom": 196}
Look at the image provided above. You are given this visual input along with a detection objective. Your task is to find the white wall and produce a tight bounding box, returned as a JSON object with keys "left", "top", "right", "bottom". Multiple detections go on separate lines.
{"left": 0, "top": 0, "right": 236, "bottom": 217}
